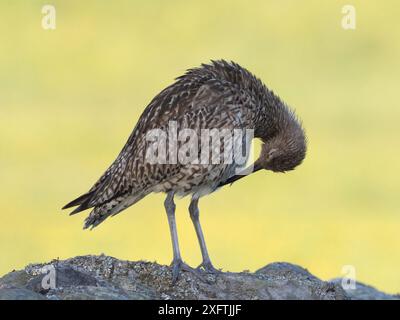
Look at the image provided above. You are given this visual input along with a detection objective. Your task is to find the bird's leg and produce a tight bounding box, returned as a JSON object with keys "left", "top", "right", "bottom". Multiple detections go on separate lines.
{"left": 164, "top": 192, "right": 205, "bottom": 283}
{"left": 189, "top": 197, "right": 221, "bottom": 274}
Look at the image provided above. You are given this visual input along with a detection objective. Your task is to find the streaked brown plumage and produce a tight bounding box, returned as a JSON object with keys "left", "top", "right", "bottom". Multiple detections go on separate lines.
{"left": 63, "top": 60, "right": 307, "bottom": 282}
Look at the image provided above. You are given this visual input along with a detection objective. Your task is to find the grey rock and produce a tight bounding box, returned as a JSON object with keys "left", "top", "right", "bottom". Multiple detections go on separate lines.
{"left": 0, "top": 288, "right": 47, "bottom": 300}
{"left": 0, "top": 255, "right": 397, "bottom": 300}
{"left": 256, "top": 262, "right": 319, "bottom": 280}
{"left": 0, "top": 270, "right": 33, "bottom": 289}
{"left": 254, "top": 262, "right": 346, "bottom": 300}
{"left": 331, "top": 278, "right": 398, "bottom": 300}
{"left": 26, "top": 264, "right": 98, "bottom": 294}
{"left": 47, "top": 286, "right": 131, "bottom": 300}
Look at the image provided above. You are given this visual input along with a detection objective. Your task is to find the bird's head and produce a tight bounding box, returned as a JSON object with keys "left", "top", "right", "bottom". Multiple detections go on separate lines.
{"left": 218, "top": 127, "right": 307, "bottom": 187}
{"left": 256, "top": 123, "right": 307, "bottom": 173}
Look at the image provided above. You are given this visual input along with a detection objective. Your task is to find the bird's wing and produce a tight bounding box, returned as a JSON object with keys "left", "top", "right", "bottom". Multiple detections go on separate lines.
{"left": 63, "top": 79, "right": 252, "bottom": 215}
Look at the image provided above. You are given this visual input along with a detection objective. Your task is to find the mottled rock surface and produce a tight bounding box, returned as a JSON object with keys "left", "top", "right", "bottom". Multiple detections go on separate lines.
{"left": 0, "top": 255, "right": 398, "bottom": 300}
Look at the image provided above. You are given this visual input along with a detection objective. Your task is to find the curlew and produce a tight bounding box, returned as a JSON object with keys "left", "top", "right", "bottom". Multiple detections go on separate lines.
{"left": 63, "top": 60, "right": 307, "bottom": 282}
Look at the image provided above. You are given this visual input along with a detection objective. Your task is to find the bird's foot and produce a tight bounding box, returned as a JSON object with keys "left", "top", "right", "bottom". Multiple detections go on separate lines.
{"left": 170, "top": 259, "right": 206, "bottom": 284}
{"left": 196, "top": 260, "right": 222, "bottom": 274}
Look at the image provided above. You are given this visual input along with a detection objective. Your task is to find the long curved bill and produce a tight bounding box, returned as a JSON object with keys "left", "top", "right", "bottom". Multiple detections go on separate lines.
{"left": 218, "top": 162, "right": 262, "bottom": 188}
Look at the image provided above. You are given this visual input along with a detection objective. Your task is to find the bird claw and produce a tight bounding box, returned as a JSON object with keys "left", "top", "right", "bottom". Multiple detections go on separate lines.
{"left": 170, "top": 259, "right": 206, "bottom": 284}
{"left": 196, "top": 261, "right": 222, "bottom": 274}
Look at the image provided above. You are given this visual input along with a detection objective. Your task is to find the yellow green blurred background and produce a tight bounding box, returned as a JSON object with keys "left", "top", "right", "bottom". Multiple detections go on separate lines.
{"left": 1, "top": 1, "right": 399, "bottom": 293}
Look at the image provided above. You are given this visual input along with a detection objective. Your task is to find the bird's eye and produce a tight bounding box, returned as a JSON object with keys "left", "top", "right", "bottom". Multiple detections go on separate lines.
{"left": 268, "top": 148, "right": 277, "bottom": 159}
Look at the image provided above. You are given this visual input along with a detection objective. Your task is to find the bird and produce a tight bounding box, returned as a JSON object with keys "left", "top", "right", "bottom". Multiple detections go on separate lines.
{"left": 63, "top": 60, "right": 307, "bottom": 283}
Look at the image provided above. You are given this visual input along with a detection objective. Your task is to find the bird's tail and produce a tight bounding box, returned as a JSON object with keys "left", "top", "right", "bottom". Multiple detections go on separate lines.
{"left": 62, "top": 191, "right": 95, "bottom": 215}
{"left": 83, "top": 191, "right": 149, "bottom": 230}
